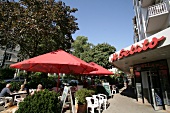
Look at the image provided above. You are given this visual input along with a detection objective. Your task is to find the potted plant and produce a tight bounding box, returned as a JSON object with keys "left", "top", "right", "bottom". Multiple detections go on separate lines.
{"left": 75, "top": 88, "right": 95, "bottom": 113}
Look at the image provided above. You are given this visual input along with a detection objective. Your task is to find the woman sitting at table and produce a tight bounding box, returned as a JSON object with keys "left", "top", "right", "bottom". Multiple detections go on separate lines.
{"left": 14, "top": 84, "right": 28, "bottom": 105}
{"left": 14, "top": 84, "right": 27, "bottom": 102}
{"left": 18, "top": 84, "right": 27, "bottom": 93}
{"left": 31, "top": 84, "right": 43, "bottom": 95}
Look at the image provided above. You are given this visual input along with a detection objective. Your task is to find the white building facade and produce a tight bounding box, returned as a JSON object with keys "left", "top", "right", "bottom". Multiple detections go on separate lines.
{"left": 109, "top": 0, "right": 170, "bottom": 111}
{"left": 0, "top": 45, "right": 20, "bottom": 68}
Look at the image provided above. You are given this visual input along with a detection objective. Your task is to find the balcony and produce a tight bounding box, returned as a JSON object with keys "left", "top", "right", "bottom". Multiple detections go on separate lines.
{"left": 141, "top": 0, "right": 155, "bottom": 7}
{"left": 146, "top": 2, "right": 169, "bottom": 33}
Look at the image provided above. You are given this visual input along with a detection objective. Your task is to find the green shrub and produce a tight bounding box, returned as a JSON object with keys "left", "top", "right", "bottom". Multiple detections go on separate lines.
{"left": 0, "top": 68, "right": 15, "bottom": 79}
{"left": 10, "top": 82, "right": 23, "bottom": 92}
{"left": 16, "top": 89, "right": 61, "bottom": 113}
{"left": 18, "top": 71, "right": 27, "bottom": 78}
{"left": 27, "top": 72, "right": 56, "bottom": 89}
{"left": 75, "top": 88, "right": 95, "bottom": 105}
{"left": 28, "top": 76, "right": 56, "bottom": 89}
{"left": 0, "top": 80, "right": 6, "bottom": 91}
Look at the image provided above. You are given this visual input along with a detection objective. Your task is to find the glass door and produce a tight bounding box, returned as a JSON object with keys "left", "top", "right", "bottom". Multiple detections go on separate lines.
{"left": 148, "top": 70, "right": 164, "bottom": 110}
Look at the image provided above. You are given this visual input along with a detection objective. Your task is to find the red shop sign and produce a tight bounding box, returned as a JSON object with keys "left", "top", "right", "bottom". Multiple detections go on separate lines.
{"left": 111, "top": 36, "right": 165, "bottom": 62}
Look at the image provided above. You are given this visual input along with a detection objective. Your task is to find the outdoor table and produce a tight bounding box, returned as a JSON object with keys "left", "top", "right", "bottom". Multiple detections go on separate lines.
{"left": 11, "top": 92, "right": 27, "bottom": 96}
{"left": 10, "top": 92, "right": 27, "bottom": 105}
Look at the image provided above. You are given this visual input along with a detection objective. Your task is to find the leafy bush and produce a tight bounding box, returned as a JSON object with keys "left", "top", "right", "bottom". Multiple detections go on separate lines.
{"left": 75, "top": 88, "right": 95, "bottom": 105}
{"left": 28, "top": 77, "right": 56, "bottom": 89}
{"left": 18, "top": 71, "right": 27, "bottom": 78}
{"left": 28, "top": 72, "right": 56, "bottom": 89}
{"left": 10, "top": 82, "right": 23, "bottom": 92}
{"left": 0, "top": 80, "right": 6, "bottom": 91}
{"left": 0, "top": 68, "right": 15, "bottom": 79}
{"left": 16, "top": 89, "right": 61, "bottom": 113}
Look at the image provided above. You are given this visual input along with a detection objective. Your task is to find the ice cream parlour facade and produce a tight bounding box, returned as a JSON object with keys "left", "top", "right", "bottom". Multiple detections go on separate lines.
{"left": 109, "top": 29, "right": 170, "bottom": 111}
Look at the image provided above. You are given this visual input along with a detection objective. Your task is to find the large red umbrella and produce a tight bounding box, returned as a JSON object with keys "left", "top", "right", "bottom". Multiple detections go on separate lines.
{"left": 10, "top": 49, "right": 97, "bottom": 90}
{"left": 85, "top": 62, "right": 113, "bottom": 75}
{"left": 10, "top": 50, "right": 96, "bottom": 74}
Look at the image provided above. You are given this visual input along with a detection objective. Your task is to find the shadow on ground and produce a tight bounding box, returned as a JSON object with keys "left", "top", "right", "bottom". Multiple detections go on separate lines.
{"left": 120, "top": 86, "right": 136, "bottom": 99}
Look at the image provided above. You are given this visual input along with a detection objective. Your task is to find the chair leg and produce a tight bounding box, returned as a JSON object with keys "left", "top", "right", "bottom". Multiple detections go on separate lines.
{"left": 98, "top": 107, "right": 101, "bottom": 113}
{"left": 17, "top": 102, "right": 19, "bottom": 106}
{"left": 104, "top": 101, "right": 106, "bottom": 110}
{"left": 91, "top": 108, "right": 94, "bottom": 113}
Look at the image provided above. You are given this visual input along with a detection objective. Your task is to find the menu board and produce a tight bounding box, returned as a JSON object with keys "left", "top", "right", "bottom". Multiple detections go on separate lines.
{"left": 61, "top": 86, "right": 69, "bottom": 103}
{"left": 102, "top": 82, "right": 111, "bottom": 96}
{"left": 61, "top": 86, "right": 74, "bottom": 113}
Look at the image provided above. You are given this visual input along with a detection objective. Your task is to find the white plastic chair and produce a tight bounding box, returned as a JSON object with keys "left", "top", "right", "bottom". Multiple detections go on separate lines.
{"left": 92, "top": 95, "right": 103, "bottom": 111}
{"left": 97, "top": 94, "right": 108, "bottom": 110}
{"left": 111, "top": 85, "right": 117, "bottom": 98}
{"left": 14, "top": 94, "right": 27, "bottom": 106}
{"left": 0, "top": 97, "right": 7, "bottom": 110}
{"left": 86, "top": 97, "right": 100, "bottom": 113}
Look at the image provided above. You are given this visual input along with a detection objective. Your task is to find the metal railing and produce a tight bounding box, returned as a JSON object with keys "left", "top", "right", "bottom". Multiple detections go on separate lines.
{"left": 148, "top": 2, "right": 168, "bottom": 17}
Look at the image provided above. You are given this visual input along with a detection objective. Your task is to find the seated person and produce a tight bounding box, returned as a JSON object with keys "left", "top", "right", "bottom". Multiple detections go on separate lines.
{"left": 18, "top": 84, "right": 27, "bottom": 93}
{"left": 31, "top": 84, "right": 43, "bottom": 95}
{"left": 14, "top": 84, "right": 28, "bottom": 106}
{"left": 0, "top": 83, "right": 13, "bottom": 107}
{"left": 36, "top": 84, "right": 43, "bottom": 92}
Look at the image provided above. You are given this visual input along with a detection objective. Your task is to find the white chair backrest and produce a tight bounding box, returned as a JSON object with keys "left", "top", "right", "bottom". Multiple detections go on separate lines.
{"left": 98, "top": 94, "right": 107, "bottom": 100}
{"left": 86, "top": 97, "right": 92, "bottom": 106}
{"left": 86, "top": 97, "right": 98, "bottom": 105}
{"left": 92, "top": 95, "right": 98, "bottom": 99}
{"left": 93, "top": 98, "right": 99, "bottom": 105}
{"left": 86, "top": 97, "right": 100, "bottom": 113}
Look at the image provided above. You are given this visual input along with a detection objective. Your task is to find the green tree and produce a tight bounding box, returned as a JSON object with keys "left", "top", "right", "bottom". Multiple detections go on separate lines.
{"left": 72, "top": 36, "right": 116, "bottom": 69}
{"left": 0, "top": 0, "right": 79, "bottom": 59}
{"left": 88, "top": 43, "right": 116, "bottom": 69}
{"left": 72, "top": 36, "right": 93, "bottom": 59}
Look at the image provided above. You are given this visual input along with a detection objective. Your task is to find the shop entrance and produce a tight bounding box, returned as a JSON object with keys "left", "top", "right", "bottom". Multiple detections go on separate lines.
{"left": 147, "top": 70, "right": 164, "bottom": 110}
{"left": 134, "top": 60, "right": 170, "bottom": 111}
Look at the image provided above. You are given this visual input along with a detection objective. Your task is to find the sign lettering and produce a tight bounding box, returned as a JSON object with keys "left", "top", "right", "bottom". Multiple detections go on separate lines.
{"left": 111, "top": 36, "right": 165, "bottom": 62}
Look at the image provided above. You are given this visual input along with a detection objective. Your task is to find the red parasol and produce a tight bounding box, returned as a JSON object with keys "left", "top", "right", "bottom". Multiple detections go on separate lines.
{"left": 85, "top": 62, "right": 114, "bottom": 75}
{"left": 10, "top": 49, "right": 97, "bottom": 90}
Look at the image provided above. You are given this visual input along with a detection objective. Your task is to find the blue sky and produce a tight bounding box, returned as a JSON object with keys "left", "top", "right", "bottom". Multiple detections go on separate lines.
{"left": 61, "top": 0, "right": 135, "bottom": 51}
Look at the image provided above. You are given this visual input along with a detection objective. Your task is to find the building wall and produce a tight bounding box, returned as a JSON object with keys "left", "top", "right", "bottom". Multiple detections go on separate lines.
{"left": 132, "top": 0, "right": 170, "bottom": 111}
{"left": 133, "top": 0, "right": 170, "bottom": 42}
{"left": 0, "top": 45, "right": 20, "bottom": 67}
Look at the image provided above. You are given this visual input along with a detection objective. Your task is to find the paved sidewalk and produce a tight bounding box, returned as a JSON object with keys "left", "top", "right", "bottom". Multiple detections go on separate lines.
{"left": 102, "top": 87, "right": 168, "bottom": 113}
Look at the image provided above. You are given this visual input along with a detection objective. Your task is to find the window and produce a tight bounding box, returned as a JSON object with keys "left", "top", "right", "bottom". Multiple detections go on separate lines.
{"left": 5, "top": 53, "right": 12, "bottom": 61}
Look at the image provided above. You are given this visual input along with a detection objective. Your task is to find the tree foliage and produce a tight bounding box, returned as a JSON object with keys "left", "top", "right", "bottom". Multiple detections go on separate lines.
{"left": 72, "top": 36, "right": 93, "bottom": 59}
{"left": 89, "top": 43, "right": 116, "bottom": 69}
{"left": 72, "top": 36, "right": 116, "bottom": 69}
{"left": 0, "top": 0, "right": 79, "bottom": 59}
{"left": 0, "top": 67, "right": 15, "bottom": 79}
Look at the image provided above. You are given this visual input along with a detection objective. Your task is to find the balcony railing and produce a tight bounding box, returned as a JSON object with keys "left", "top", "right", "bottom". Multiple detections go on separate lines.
{"left": 148, "top": 2, "right": 168, "bottom": 17}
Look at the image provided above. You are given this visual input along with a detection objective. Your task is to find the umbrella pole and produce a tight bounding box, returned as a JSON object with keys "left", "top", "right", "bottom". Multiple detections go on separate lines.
{"left": 57, "top": 73, "right": 60, "bottom": 92}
